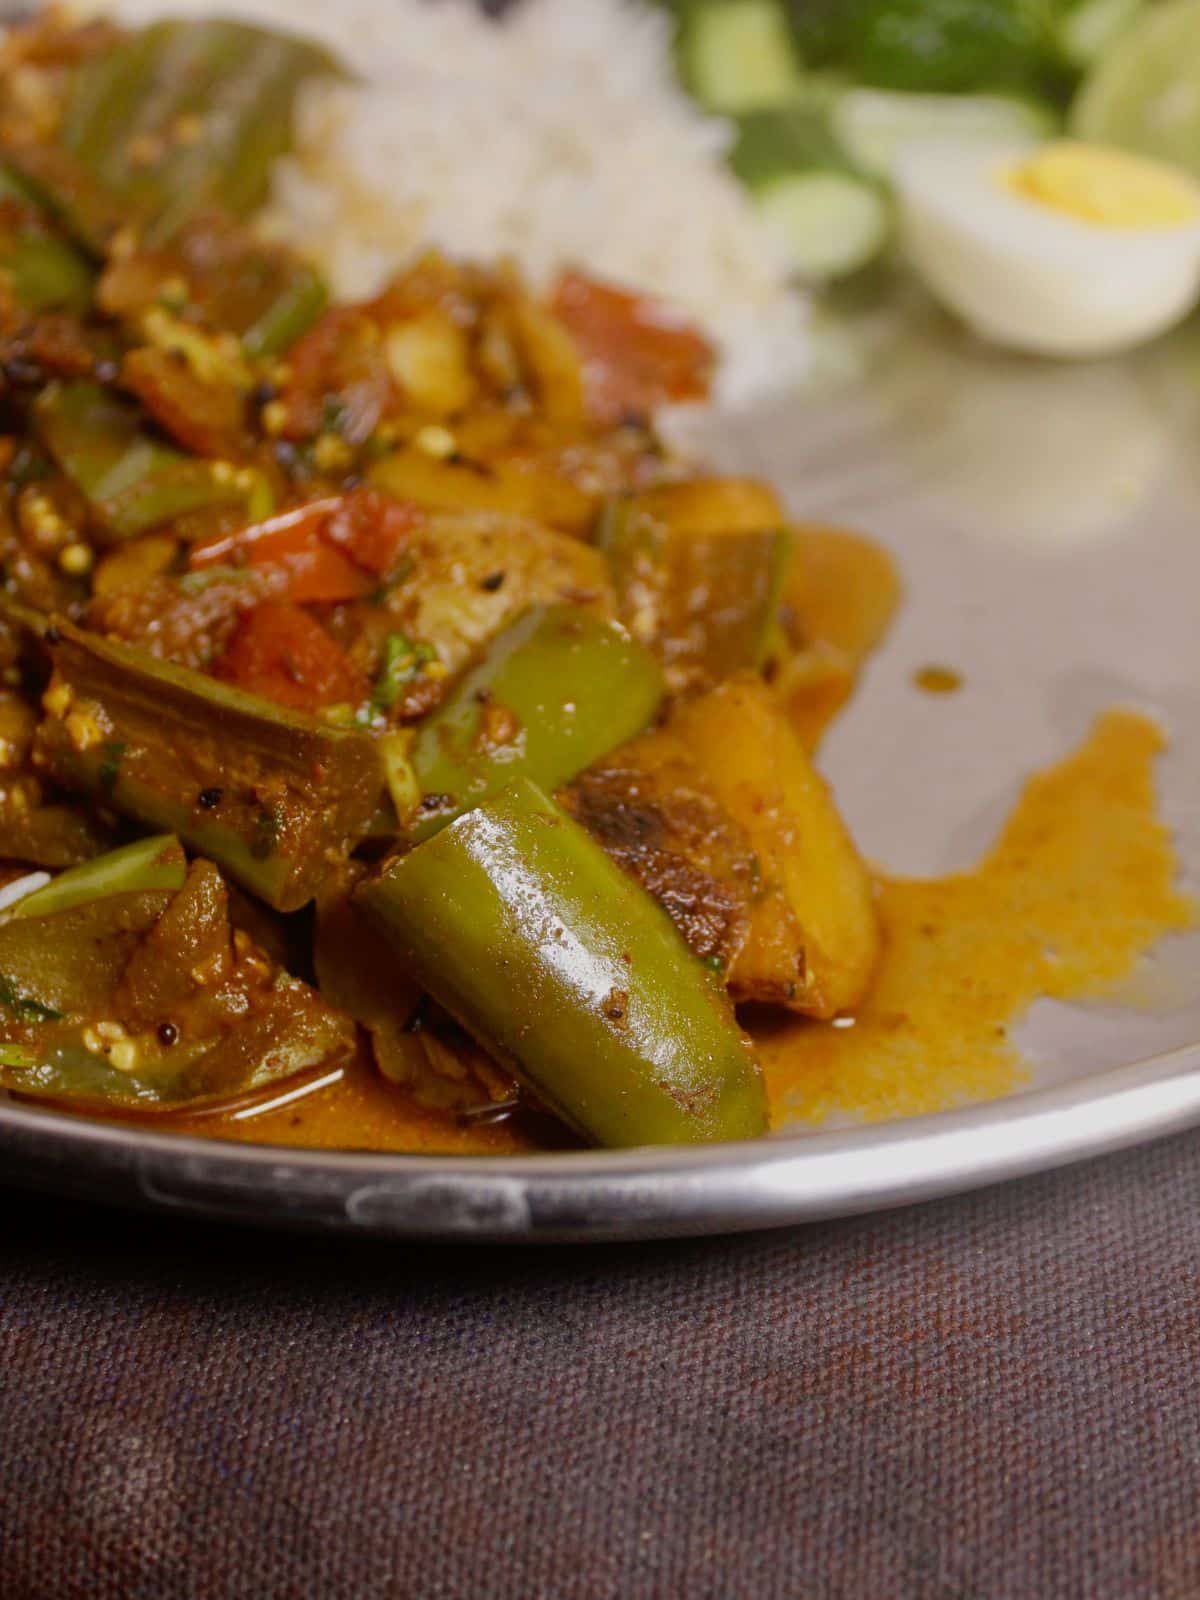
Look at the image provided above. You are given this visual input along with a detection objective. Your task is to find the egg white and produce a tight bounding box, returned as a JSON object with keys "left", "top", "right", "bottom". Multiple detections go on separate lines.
{"left": 893, "top": 141, "right": 1200, "bottom": 357}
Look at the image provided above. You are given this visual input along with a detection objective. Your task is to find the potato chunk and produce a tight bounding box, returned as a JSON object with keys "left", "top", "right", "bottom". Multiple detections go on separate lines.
{"left": 568, "top": 673, "right": 879, "bottom": 1018}
{"left": 674, "top": 676, "right": 879, "bottom": 1017}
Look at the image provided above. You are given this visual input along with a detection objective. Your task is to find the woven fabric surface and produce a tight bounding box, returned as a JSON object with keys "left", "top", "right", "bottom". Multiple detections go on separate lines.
{"left": 2, "top": 1129, "right": 1199, "bottom": 1600}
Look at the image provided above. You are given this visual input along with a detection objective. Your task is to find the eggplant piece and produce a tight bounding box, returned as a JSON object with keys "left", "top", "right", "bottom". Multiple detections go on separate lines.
{"left": 61, "top": 18, "right": 341, "bottom": 245}
{"left": 598, "top": 479, "right": 793, "bottom": 689}
{"left": 0, "top": 843, "right": 356, "bottom": 1107}
{"left": 34, "top": 619, "right": 382, "bottom": 911}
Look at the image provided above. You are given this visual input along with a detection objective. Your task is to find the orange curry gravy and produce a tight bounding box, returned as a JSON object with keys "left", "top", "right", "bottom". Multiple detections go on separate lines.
{"left": 121, "top": 532, "right": 1198, "bottom": 1152}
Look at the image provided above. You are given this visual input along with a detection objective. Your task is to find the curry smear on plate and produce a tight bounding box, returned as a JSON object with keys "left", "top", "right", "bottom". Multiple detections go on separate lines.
{"left": 171, "top": 649, "right": 1194, "bottom": 1153}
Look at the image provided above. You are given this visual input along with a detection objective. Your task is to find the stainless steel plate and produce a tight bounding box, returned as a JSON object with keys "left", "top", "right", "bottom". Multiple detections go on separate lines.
{"left": 3, "top": 297, "right": 1200, "bottom": 1241}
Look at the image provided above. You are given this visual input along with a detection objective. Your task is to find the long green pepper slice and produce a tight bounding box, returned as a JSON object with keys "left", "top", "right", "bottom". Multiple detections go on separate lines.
{"left": 359, "top": 779, "right": 767, "bottom": 1148}
{"left": 397, "top": 605, "right": 665, "bottom": 841}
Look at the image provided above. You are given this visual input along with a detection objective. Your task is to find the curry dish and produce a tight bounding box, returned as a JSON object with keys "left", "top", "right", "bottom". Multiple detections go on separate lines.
{"left": 0, "top": 9, "right": 1186, "bottom": 1154}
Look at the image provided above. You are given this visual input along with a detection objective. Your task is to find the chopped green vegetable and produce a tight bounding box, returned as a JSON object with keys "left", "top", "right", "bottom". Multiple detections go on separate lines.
{"left": 832, "top": 87, "right": 1057, "bottom": 180}
{"left": 401, "top": 605, "right": 665, "bottom": 841}
{"left": 1, "top": 234, "right": 94, "bottom": 314}
{"left": 370, "top": 631, "right": 435, "bottom": 717}
{"left": 674, "top": 0, "right": 806, "bottom": 111}
{"left": 730, "top": 108, "right": 889, "bottom": 277}
{"left": 240, "top": 264, "right": 328, "bottom": 359}
{"left": 360, "top": 778, "right": 767, "bottom": 1148}
{"left": 1055, "top": 0, "right": 1146, "bottom": 69}
{"left": 34, "top": 382, "right": 249, "bottom": 542}
{"left": 1070, "top": 0, "right": 1200, "bottom": 175}
{"left": 801, "top": 0, "right": 1057, "bottom": 95}
{"left": 62, "top": 18, "right": 342, "bottom": 245}
{"left": 10, "top": 835, "right": 186, "bottom": 920}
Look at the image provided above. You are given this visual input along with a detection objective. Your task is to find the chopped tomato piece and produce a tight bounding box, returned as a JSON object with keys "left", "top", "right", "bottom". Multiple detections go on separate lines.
{"left": 214, "top": 601, "right": 368, "bottom": 713}
{"left": 189, "top": 491, "right": 421, "bottom": 602}
{"left": 277, "top": 307, "right": 392, "bottom": 443}
{"left": 321, "top": 489, "right": 424, "bottom": 577}
{"left": 551, "top": 270, "right": 714, "bottom": 427}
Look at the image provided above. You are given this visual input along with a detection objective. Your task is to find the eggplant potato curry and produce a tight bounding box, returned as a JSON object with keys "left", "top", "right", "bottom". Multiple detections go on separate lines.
{"left": 0, "top": 8, "right": 901, "bottom": 1150}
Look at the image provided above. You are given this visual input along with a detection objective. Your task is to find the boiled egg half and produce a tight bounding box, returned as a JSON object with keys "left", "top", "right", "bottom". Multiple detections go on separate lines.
{"left": 894, "top": 139, "right": 1200, "bottom": 357}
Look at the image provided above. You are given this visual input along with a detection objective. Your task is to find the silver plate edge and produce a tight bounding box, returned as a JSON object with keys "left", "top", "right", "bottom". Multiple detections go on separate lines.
{"left": 3, "top": 1037, "right": 1200, "bottom": 1240}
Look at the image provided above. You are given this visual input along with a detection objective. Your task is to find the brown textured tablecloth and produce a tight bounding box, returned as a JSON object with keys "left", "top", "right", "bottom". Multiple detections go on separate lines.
{"left": 1, "top": 1129, "right": 1199, "bottom": 1600}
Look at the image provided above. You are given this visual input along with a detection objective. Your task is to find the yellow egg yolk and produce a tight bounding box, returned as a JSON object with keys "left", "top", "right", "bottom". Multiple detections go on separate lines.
{"left": 1003, "top": 141, "right": 1200, "bottom": 230}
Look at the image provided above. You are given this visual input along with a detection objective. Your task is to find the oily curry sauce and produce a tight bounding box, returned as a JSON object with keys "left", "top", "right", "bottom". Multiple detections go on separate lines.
{"left": 165, "top": 531, "right": 1194, "bottom": 1153}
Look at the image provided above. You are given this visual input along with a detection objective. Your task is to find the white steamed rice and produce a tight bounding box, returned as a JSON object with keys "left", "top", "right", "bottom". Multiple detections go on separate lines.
{"left": 105, "top": 0, "right": 812, "bottom": 407}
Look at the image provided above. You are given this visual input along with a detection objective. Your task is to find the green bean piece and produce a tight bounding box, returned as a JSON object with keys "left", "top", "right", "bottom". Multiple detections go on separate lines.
{"left": 399, "top": 605, "right": 665, "bottom": 842}
{"left": 359, "top": 779, "right": 767, "bottom": 1148}
{"left": 34, "top": 381, "right": 248, "bottom": 542}
{"left": 35, "top": 621, "right": 383, "bottom": 912}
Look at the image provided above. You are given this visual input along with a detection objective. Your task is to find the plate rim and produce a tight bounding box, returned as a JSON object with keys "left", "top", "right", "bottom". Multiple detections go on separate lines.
{"left": 4, "top": 1037, "right": 1200, "bottom": 1240}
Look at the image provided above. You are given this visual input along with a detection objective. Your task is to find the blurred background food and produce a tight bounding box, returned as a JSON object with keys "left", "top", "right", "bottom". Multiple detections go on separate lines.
{"left": 669, "top": 0, "right": 1200, "bottom": 289}
{"left": 95, "top": 0, "right": 1200, "bottom": 382}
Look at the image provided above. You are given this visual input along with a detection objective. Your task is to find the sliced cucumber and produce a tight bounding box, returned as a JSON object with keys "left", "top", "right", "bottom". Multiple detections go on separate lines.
{"left": 833, "top": 88, "right": 1057, "bottom": 180}
{"left": 675, "top": 0, "right": 806, "bottom": 112}
{"left": 730, "top": 108, "right": 889, "bottom": 278}
{"left": 754, "top": 172, "right": 890, "bottom": 279}
{"left": 1055, "top": 0, "right": 1147, "bottom": 70}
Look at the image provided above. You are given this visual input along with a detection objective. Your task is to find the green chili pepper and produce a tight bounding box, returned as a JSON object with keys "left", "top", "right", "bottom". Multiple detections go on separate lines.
{"left": 599, "top": 494, "right": 792, "bottom": 683}
{"left": 399, "top": 605, "right": 665, "bottom": 842}
{"left": 34, "top": 381, "right": 248, "bottom": 542}
{"left": 35, "top": 620, "right": 383, "bottom": 912}
{"left": 359, "top": 778, "right": 767, "bottom": 1148}
{"left": 61, "top": 19, "right": 342, "bottom": 245}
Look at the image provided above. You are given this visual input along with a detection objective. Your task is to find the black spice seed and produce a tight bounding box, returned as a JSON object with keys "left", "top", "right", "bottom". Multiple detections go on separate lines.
{"left": 251, "top": 381, "right": 278, "bottom": 408}
{"left": 419, "top": 792, "right": 453, "bottom": 812}
{"left": 3, "top": 359, "right": 42, "bottom": 386}
{"left": 43, "top": 624, "right": 61, "bottom": 645}
{"left": 157, "top": 1021, "right": 179, "bottom": 1047}
{"left": 198, "top": 786, "right": 223, "bottom": 809}
{"left": 480, "top": 571, "right": 505, "bottom": 592}
{"left": 401, "top": 996, "right": 428, "bottom": 1035}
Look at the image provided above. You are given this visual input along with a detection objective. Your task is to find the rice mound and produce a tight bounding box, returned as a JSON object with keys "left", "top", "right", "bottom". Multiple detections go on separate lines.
{"left": 106, "top": 0, "right": 812, "bottom": 408}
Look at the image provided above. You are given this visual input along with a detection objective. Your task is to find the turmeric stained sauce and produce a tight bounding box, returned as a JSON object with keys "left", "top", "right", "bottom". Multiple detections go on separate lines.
{"left": 760, "top": 710, "right": 1194, "bottom": 1127}
{"left": 175, "top": 530, "right": 1190, "bottom": 1152}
